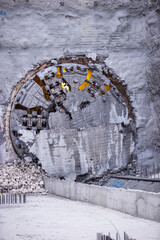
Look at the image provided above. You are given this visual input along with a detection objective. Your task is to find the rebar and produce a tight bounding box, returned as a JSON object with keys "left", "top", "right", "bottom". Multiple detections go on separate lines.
{"left": 0, "top": 193, "right": 26, "bottom": 204}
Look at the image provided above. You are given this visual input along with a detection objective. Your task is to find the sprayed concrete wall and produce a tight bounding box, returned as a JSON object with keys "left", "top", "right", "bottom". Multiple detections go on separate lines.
{"left": 0, "top": 0, "right": 159, "bottom": 178}
{"left": 44, "top": 178, "right": 160, "bottom": 222}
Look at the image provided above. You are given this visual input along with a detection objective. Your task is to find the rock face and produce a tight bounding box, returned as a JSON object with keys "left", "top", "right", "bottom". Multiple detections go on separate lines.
{"left": 0, "top": 160, "right": 48, "bottom": 193}
{"left": 0, "top": 0, "right": 159, "bottom": 179}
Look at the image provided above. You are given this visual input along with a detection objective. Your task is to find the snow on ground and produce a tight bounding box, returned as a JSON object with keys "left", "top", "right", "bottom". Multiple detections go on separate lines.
{"left": 0, "top": 194, "right": 160, "bottom": 240}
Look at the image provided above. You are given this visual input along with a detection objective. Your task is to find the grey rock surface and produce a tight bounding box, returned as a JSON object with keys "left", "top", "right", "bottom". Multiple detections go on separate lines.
{"left": 0, "top": 0, "right": 159, "bottom": 179}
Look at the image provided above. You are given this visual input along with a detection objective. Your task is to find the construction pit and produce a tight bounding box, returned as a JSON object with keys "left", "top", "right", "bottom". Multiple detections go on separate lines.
{"left": 0, "top": 1, "right": 160, "bottom": 239}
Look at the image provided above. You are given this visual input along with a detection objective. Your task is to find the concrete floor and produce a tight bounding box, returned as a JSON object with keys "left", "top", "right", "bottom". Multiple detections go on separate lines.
{"left": 0, "top": 194, "right": 160, "bottom": 240}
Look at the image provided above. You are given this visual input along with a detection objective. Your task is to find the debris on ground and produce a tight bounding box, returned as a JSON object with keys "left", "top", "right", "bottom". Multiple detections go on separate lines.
{"left": 0, "top": 160, "right": 49, "bottom": 194}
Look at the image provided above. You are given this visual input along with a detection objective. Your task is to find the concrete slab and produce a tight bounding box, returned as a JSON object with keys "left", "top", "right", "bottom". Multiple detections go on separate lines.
{"left": 0, "top": 195, "right": 160, "bottom": 240}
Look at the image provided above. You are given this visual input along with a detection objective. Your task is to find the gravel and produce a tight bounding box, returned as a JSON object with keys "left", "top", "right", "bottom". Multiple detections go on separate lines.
{"left": 0, "top": 160, "right": 49, "bottom": 194}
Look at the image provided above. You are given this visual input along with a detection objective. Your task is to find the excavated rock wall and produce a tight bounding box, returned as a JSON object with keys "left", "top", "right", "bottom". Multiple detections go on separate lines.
{"left": 0, "top": 0, "right": 159, "bottom": 178}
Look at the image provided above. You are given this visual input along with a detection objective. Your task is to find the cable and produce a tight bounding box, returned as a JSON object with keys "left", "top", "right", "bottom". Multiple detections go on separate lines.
{"left": 101, "top": 216, "right": 121, "bottom": 240}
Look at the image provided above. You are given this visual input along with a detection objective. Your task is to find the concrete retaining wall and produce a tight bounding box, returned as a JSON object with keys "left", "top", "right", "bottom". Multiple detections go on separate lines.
{"left": 44, "top": 178, "right": 160, "bottom": 223}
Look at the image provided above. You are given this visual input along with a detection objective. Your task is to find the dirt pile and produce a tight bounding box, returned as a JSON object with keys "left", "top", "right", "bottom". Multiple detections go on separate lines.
{"left": 0, "top": 160, "right": 49, "bottom": 194}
